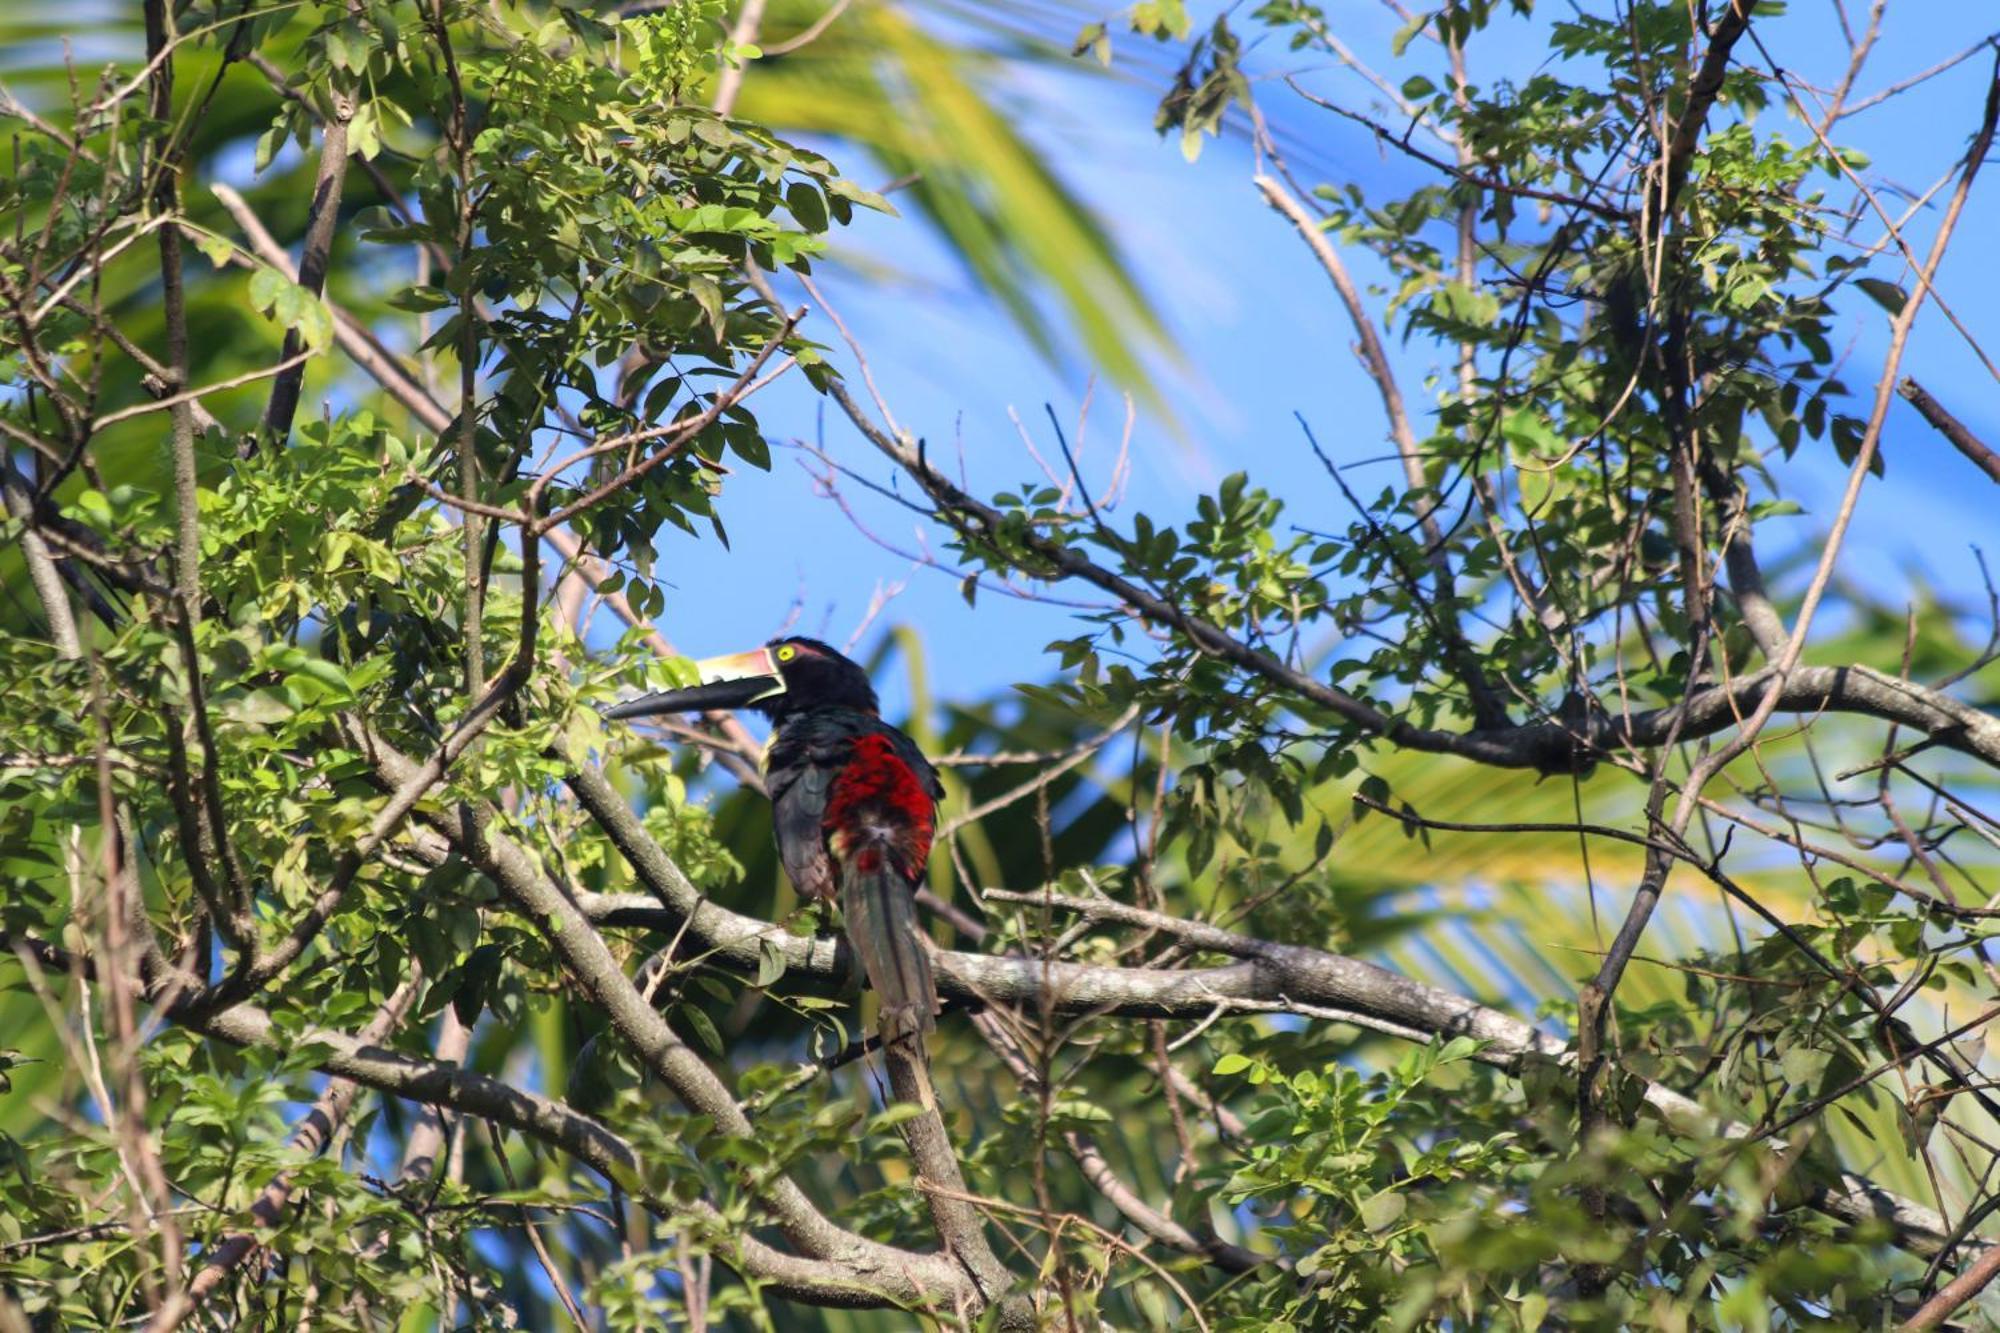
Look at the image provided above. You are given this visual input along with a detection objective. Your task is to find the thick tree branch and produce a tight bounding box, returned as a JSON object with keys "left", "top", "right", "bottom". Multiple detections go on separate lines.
{"left": 880, "top": 1043, "right": 1016, "bottom": 1304}
{"left": 1654, "top": 2, "right": 1760, "bottom": 228}
{"left": 967, "top": 891, "right": 1971, "bottom": 1262}
{"left": 1703, "top": 460, "right": 1789, "bottom": 660}
{"left": 355, "top": 728, "right": 1017, "bottom": 1316}
{"left": 1900, "top": 1238, "right": 2000, "bottom": 1331}
{"left": 568, "top": 789, "right": 1971, "bottom": 1264}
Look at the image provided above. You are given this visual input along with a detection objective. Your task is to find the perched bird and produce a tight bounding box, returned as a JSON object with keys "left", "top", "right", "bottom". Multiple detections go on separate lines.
{"left": 606, "top": 637, "right": 942, "bottom": 1050}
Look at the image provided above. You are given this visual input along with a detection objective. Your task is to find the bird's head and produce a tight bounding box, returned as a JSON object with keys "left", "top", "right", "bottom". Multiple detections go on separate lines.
{"left": 603, "top": 635, "right": 877, "bottom": 724}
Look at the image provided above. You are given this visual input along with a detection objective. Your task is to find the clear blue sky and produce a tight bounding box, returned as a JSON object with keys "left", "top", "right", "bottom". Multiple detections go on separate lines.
{"left": 637, "top": 4, "right": 2000, "bottom": 722}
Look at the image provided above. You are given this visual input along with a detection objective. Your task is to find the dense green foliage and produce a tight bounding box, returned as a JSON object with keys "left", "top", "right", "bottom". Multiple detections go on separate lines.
{"left": 3, "top": 0, "right": 2000, "bottom": 1329}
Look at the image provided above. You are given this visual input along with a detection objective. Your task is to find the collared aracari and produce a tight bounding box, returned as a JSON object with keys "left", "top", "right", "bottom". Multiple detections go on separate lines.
{"left": 606, "top": 637, "right": 942, "bottom": 1049}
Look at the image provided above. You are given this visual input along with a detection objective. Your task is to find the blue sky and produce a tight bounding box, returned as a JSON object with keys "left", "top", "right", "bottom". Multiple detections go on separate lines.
{"left": 636, "top": 4, "right": 2000, "bottom": 722}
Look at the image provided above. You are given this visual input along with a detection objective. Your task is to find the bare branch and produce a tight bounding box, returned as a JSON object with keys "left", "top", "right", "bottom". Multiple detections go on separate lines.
{"left": 1900, "top": 376, "right": 2000, "bottom": 486}
{"left": 710, "top": 0, "right": 765, "bottom": 116}
{"left": 761, "top": 0, "right": 852, "bottom": 56}
{"left": 0, "top": 465, "right": 82, "bottom": 657}
{"left": 1839, "top": 31, "right": 1999, "bottom": 120}
{"left": 1254, "top": 170, "right": 1508, "bottom": 728}
{"left": 1278, "top": 82, "right": 1630, "bottom": 223}
{"left": 88, "top": 349, "right": 312, "bottom": 432}
{"left": 1901, "top": 1237, "right": 2000, "bottom": 1330}
{"left": 257, "top": 89, "right": 353, "bottom": 449}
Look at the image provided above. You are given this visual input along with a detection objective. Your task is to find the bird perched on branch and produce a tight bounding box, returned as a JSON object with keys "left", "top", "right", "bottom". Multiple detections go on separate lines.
{"left": 606, "top": 637, "right": 941, "bottom": 1051}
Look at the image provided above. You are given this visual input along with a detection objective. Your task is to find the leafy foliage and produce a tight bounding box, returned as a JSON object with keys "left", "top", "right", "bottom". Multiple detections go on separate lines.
{"left": 4, "top": 1, "right": 2000, "bottom": 1330}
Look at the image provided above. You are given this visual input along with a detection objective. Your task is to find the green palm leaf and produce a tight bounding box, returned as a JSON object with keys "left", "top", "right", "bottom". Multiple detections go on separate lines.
{"left": 730, "top": 1, "right": 1176, "bottom": 408}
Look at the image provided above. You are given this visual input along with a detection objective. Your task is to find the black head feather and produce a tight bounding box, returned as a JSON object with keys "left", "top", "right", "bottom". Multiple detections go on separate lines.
{"left": 759, "top": 636, "right": 877, "bottom": 719}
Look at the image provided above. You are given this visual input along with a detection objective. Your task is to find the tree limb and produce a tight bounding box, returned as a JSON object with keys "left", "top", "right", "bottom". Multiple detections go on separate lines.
{"left": 825, "top": 373, "right": 2000, "bottom": 773}
{"left": 1900, "top": 1237, "right": 2000, "bottom": 1331}
{"left": 146, "top": 975, "right": 421, "bottom": 1332}
{"left": 1900, "top": 376, "right": 2000, "bottom": 487}
{"left": 566, "top": 784, "right": 1972, "bottom": 1264}
{"left": 355, "top": 727, "right": 1015, "bottom": 1314}
{"left": 5, "top": 930, "right": 988, "bottom": 1315}
{"left": 255, "top": 89, "right": 352, "bottom": 450}
{"left": 1654, "top": 1, "right": 1760, "bottom": 229}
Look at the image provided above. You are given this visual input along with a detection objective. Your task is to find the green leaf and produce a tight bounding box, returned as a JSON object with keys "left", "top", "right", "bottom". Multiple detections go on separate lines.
{"left": 785, "top": 180, "right": 827, "bottom": 233}
{"left": 1358, "top": 1189, "right": 1406, "bottom": 1232}
{"left": 1854, "top": 277, "right": 1908, "bottom": 316}
{"left": 1391, "top": 12, "right": 1432, "bottom": 55}
{"left": 823, "top": 175, "right": 895, "bottom": 217}
{"left": 192, "top": 231, "right": 234, "bottom": 268}
{"left": 248, "top": 266, "right": 286, "bottom": 313}
{"left": 389, "top": 285, "right": 453, "bottom": 312}
{"left": 754, "top": 937, "right": 786, "bottom": 988}
{"left": 681, "top": 1005, "right": 724, "bottom": 1057}
{"left": 292, "top": 658, "right": 354, "bottom": 699}
{"left": 1779, "top": 1044, "right": 1831, "bottom": 1090}
{"left": 868, "top": 1102, "right": 928, "bottom": 1132}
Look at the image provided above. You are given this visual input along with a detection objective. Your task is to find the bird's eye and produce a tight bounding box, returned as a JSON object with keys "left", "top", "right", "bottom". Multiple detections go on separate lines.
{"left": 776, "top": 645, "right": 797, "bottom": 662}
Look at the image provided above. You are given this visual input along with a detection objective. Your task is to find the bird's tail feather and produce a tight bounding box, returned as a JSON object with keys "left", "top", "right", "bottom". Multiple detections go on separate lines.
{"left": 840, "top": 853, "right": 936, "bottom": 1051}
